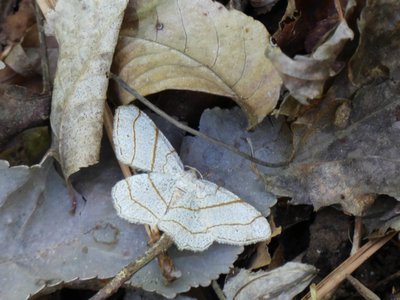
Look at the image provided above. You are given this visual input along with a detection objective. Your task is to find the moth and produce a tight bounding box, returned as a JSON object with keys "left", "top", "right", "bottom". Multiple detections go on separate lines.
{"left": 112, "top": 105, "right": 271, "bottom": 251}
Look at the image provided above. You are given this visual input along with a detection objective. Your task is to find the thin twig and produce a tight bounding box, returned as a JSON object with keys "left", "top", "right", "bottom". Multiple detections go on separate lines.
{"left": 301, "top": 232, "right": 396, "bottom": 300}
{"left": 34, "top": 1, "right": 51, "bottom": 94}
{"left": 109, "top": 73, "right": 292, "bottom": 168}
{"left": 351, "top": 216, "right": 363, "bottom": 255}
{"left": 103, "top": 103, "right": 180, "bottom": 281}
{"left": 346, "top": 275, "right": 380, "bottom": 300}
{"left": 89, "top": 234, "right": 174, "bottom": 300}
{"left": 212, "top": 280, "right": 227, "bottom": 300}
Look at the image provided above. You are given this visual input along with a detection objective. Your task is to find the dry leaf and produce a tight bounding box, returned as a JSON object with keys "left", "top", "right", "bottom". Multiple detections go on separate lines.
{"left": 0, "top": 152, "right": 243, "bottom": 299}
{"left": 249, "top": 0, "right": 280, "bottom": 14}
{"left": 112, "top": 106, "right": 271, "bottom": 251}
{"left": 266, "top": 0, "right": 355, "bottom": 103}
{"left": 223, "top": 262, "right": 317, "bottom": 300}
{"left": 0, "top": 84, "right": 50, "bottom": 148}
{"left": 47, "top": 0, "right": 128, "bottom": 177}
{"left": 180, "top": 107, "right": 292, "bottom": 216}
{"left": 114, "top": 0, "right": 282, "bottom": 127}
{"left": 0, "top": 0, "right": 35, "bottom": 51}
{"left": 348, "top": 0, "right": 400, "bottom": 86}
{"left": 264, "top": 79, "right": 400, "bottom": 215}
{"left": 263, "top": 0, "right": 400, "bottom": 215}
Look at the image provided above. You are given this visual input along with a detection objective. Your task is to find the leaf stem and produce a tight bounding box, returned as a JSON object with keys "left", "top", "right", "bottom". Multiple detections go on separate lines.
{"left": 89, "top": 234, "right": 174, "bottom": 300}
{"left": 109, "top": 73, "right": 292, "bottom": 168}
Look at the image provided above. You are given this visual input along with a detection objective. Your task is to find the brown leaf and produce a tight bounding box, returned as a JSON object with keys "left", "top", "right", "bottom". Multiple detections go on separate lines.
{"left": 0, "top": 0, "right": 35, "bottom": 53}
{"left": 348, "top": 0, "right": 400, "bottom": 86}
{"left": 114, "top": 0, "right": 282, "bottom": 127}
{"left": 264, "top": 79, "right": 400, "bottom": 215}
{"left": 266, "top": 0, "right": 355, "bottom": 103}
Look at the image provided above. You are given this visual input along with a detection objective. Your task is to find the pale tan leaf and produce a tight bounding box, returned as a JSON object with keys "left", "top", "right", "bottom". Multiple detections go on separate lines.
{"left": 47, "top": 0, "right": 128, "bottom": 177}
{"left": 114, "top": 0, "right": 282, "bottom": 127}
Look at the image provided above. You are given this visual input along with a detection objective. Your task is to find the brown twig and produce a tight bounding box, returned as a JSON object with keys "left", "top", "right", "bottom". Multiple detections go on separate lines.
{"left": 34, "top": 1, "right": 51, "bottom": 93}
{"left": 302, "top": 232, "right": 396, "bottom": 300}
{"left": 103, "top": 103, "right": 180, "bottom": 281}
{"left": 109, "top": 72, "right": 292, "bottom": 168}
{"left": 212, "top": 280, "right": 227, "bottom": 300}
{"left": 346, "top": 274, "right": 380, "bottom": 300}
{"left": 89, "top": 234, "right": 174, "bottom": 300}
{"left": 351, "top": 216, "right": 363, "bottom": 255}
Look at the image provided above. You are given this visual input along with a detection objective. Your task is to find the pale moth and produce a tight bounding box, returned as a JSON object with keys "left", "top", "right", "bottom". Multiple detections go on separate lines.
{"left": 112, "top": 105, "right": 271, "bottom": 251}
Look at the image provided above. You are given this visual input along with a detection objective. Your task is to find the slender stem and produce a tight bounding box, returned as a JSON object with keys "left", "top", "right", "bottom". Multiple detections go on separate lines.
{"left": 350, "top": 216, "right": 362, "bottom": 255}
{"left": 89, "top": 234, "right": 174, "bottom": 300}
{"left": 109, "top": 73, "right": 292, "bottom": 168}
{"left": 301, "top": 232, "right": 396, "bottom": 300}
{"left": 212, "top": 280, "right": 226, "bottom": 300}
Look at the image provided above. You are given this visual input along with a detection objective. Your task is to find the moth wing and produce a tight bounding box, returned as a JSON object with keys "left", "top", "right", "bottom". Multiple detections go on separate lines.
{"left": 112, "top": 173, "right": 178, "bottom": 226}
{"left": 113, "top": 105, "right": 184, "bottom": 174}
{"left": 159, "top": 177, "right": 271, "bottom": 251}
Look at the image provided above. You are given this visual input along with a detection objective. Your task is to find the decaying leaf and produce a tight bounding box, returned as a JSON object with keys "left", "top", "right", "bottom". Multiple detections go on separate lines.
{"left": 348, "top": 0, "right": 400, "bottom": 86}
{"left": 263, "top": 0, "right": 400, "bottom": 215}
{"left": 223, "top": 262, "right": 317, "bottom": 300}
{"left": 363, "top": 197, "right": 400, "bottom": 236}
{"left": 0, "top": 84, "right": 50, "bottom": 148}
{"left": 180, "top": 107, "right": 292, "bottom": 216}
{"left": 0, "top": 151, "right": 243, "bottom": 299}
{"left": 114, "top": 0, "right": 282, "bottom": 127}
{"left": 112, "top": 106, "right": 271, "bottom": 251}
{"left": 0, "top": 126, "right": 50, "bottom": 166}
{"left": 249, "top": 0, "right": 280, "bottom": 14}
{"left": 47, "top": 0, "right": 128, "bottom": 177}
{"left": 264, "top": 79, "right": 400, "bottom": 215}
{"left": 266, "top": 0, "right": 355, "bottom": 103}
{"left": 0, "top": 0, "right": 35, "bottom": 52}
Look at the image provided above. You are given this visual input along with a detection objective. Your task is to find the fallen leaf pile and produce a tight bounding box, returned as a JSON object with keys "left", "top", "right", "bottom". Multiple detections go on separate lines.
{"left": 1, "top": 0, "right": 400, "bottom": 299}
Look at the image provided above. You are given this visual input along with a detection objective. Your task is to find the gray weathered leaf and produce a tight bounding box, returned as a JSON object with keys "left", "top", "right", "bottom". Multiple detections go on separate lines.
{"left": 263, "top": 0, "right": 400, "bottom": 215}
{"left": 264, "top": 79, "right": 400, "bottom": 215}
{"left": 0, "top": 148, "right": 242, "bottom": 299}
{"left": 180, "top": 107, "right": 292, "bottom": 216}
{"left": 223, "top": 262, "right": 317, "bottom": 300}
{"left": 349, "top": 0, "right": 400, "bottom": 85}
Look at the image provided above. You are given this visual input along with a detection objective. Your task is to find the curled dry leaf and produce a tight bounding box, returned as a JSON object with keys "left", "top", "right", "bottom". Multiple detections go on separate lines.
{"left": 47, "top": 0, "right": 128, "bottom": 177}
{"left": 0, "top": 0, "right": 35, "bottom": 52}
{"left": 266, "top": 0, "right": 355, "bottom": 103}
{"left": 112, "top": 106, "right": 271, "bottom": 251}
{"left": 223, "top": 262, "right": 317, "bottom": 300}
{"left": 114, "top": 0, "right": 282, "bottom": 127}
